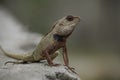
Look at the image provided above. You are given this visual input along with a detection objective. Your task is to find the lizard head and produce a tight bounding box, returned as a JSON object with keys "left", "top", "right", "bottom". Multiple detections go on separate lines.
{"left": 53, "top": 15, "right": 80, "bottom": 37}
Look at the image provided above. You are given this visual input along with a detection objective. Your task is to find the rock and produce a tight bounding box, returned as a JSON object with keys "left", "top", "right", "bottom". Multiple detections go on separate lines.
{"left": 0, "top": 47, "right": 80, "bottom": 80}
{"left": 0, "top": 53, "right": 80, "bottom": 80}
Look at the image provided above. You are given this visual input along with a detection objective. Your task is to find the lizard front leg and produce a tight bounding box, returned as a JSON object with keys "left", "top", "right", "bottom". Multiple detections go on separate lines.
{"left": 62, "top": 44, "right": 77, "bottom": 73}
{"left": 62, "top": 44, "right": 69, "bottom": 66}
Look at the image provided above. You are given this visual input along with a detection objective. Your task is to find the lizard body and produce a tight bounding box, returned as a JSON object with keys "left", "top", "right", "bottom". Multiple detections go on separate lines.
{"left": 0, "top": 15, "right": 80, "bottom": 67}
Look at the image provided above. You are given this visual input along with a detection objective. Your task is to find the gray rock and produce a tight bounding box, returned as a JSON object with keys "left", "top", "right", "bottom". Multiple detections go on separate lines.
{"left": 0, "top": 52, "right": 80, "bottom": 80}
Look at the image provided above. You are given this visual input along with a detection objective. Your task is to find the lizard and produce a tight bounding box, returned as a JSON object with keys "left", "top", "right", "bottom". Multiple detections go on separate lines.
{"left": 0, "top": 15, "right": 80, "bottom": 71}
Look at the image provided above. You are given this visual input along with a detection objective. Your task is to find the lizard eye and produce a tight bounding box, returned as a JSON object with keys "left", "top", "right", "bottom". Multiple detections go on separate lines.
{"left": 66, "top": 15, "right": 74, "bottom": 21}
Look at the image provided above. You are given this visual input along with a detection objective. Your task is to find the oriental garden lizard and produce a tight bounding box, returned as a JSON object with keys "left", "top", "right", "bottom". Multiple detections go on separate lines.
{"left": 0, "top": 15, "right": 80, "bottom": 73}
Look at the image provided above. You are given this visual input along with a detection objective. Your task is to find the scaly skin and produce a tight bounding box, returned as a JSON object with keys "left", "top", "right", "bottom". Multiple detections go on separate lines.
{"left": 0, "top": 15, "right": 80, "bottom": 69}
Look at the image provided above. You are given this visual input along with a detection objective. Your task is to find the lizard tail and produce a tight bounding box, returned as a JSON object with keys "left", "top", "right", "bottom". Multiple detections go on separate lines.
{"left": 0, "top": 46, "right": 25, "bottom": 60}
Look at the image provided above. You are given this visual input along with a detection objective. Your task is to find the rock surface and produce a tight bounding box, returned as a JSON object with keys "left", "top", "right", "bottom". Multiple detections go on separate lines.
{"left": 0, "top": 51, "right": 80, "bottom": 80}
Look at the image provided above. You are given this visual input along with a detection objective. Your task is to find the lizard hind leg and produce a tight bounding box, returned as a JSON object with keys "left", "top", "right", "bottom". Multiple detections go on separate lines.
{"left": 51, "top": 51, "right": 59, "bottom": 60}
{"left": 49, "top": 51, "right": 61, "bottom": 66}
{"left": 4, "top": 60, "right": 27, "bottom": 65}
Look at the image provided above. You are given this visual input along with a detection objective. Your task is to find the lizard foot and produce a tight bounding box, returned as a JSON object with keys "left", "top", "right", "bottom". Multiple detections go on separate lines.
{"left": 64, "top": 65, "right": 75, "bottom": 70}
{"left": 4, "top": 60, "right": 27, "bottom": 65}
{"left": 49, "top": 63, "right": 61, "bottom": 67}
{"left": 65, "top": 66, "right": 78, "bottom": 74}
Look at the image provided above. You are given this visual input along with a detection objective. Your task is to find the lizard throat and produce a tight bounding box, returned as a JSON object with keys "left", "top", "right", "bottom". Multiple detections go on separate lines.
{"left": 53, "top": 34, "right": 67, "bottom": 42}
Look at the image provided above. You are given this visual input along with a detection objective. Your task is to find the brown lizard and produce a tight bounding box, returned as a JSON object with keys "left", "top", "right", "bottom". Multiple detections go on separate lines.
{"left": 0, "top": 15, "right": 80, "bottom": 71}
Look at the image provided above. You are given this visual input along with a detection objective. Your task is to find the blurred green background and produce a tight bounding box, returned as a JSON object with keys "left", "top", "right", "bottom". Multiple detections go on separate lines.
{"left": 0, "top": 0, "right": 120, "bottom": 80}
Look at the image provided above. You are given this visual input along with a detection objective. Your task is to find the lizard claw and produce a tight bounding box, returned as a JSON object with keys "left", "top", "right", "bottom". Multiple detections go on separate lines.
{"left": 64, "top": 65, "right": 75, "bottom": 70}
{"left": 68, "top": 67, "right": 75, "bottom": 70}
{"left": 64, "top": 65, "right": 78, "bottom": 74}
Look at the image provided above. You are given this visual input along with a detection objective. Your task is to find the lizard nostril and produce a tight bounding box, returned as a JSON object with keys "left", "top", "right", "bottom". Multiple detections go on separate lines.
{"left": 66, "top": 15, "right": 74, "bottom": 21}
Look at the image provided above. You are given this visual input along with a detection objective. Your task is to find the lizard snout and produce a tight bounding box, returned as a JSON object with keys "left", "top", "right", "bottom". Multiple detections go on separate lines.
{"left": 74, "top": 16, "right": 80, "bottom": 22}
